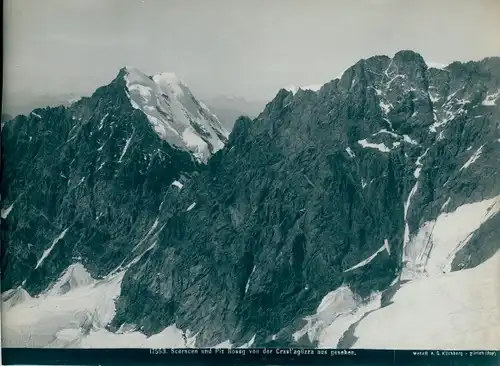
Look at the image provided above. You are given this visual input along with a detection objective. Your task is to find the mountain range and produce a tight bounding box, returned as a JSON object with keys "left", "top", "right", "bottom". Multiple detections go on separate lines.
{"left": 1, "top": 50, "right": 499, "bottom": 350}
{"left": 2, "top": 88, "right": 264, "bottom": 134}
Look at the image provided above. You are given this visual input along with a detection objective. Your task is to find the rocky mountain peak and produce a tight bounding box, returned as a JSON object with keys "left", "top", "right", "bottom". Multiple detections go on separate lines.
{"left": 122, "top": 67, "right": 229, "bottom": 163}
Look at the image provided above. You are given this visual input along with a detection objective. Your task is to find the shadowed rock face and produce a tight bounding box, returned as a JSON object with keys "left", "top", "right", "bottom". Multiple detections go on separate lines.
{"left": 1, "top": 70, "right": 200, "bottom": 295}
{"left": 2, "top": 51, "right": 500, "bottom": 348}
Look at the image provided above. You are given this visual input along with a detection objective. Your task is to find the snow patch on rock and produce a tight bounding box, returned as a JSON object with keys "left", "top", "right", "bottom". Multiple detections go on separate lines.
{"left": 344, "top": 240, "right": 390, "bottom": 273}
{"left": 482, "top": 91, "right": 500, "bottom": 106}
{"left": 357, "top": 139, "right": 391, "bottom": 153}
{"left": 171, "top": 180, "right": 184, "bottom": 189}
{"left": 460, "top": 144, "right": 484, "bottom": 171}
{"left": 403, "top": 135, "right": 419, "bottom": 145}
{"left": 1, "top": 203, "right": 14, "bottom": 219}
{"left": 345, "top": 147, "right": 355, "bottom": 158}
{"left": 35, "top": 228, "right": 69, "bottom": 269}
{"left": 118, "top": 132, "right": 134, "bottom": 163}
{"left": 245, "top": 265, "right": 256, "bottom": 294}
{"left": 239, "top": 334, "right": 256, "bottom": 348}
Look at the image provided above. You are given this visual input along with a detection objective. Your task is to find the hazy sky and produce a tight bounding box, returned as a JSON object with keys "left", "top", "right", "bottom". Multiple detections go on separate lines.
{"left": 3, "top": 0, "right": 500, "bottom": 101}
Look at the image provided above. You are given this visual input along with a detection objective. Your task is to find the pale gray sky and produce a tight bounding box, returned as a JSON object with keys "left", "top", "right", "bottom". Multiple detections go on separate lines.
{"left": 3, "top": 0, "right": 500, "bottom": 101}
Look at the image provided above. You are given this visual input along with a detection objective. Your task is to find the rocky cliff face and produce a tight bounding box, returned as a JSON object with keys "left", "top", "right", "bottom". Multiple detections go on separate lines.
{"left": 111, "top": 51, "right": 500, "bottom": 347}
{"left": 2, "top": 51, "right": 499, "bottom": 349}
{"left": 1, "top": 69, "right": 202, "bottom": 295}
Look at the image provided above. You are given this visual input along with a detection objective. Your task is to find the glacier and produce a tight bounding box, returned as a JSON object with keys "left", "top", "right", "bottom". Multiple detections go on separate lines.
{"left": 352, "top": 250, "right": 500, "bottom": 350}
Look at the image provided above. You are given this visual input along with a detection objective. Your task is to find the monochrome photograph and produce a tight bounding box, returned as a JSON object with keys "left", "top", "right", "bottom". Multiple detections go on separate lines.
{"left": 1, "top": 0, "right": 499, "bottom": 364}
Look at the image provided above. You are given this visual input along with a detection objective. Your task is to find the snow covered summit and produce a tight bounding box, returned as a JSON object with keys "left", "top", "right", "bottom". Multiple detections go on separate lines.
{"left": 124, "top": 67, "right": 229, "bottom": 163}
